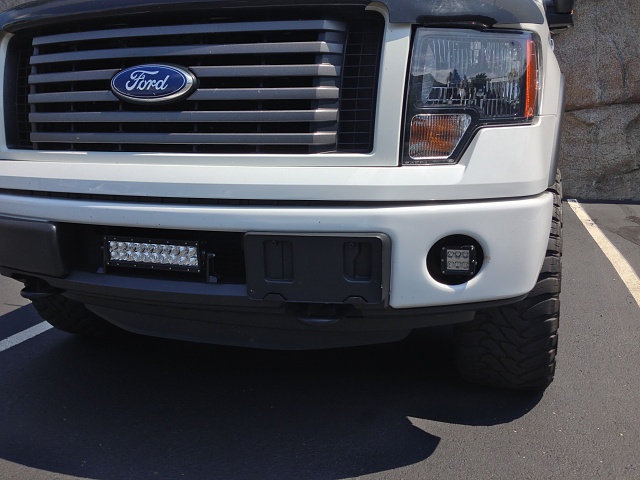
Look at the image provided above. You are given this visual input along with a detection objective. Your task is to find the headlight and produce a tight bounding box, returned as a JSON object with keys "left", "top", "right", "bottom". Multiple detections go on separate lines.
{"left": 404, "top": 28, "right": 541, "bottom": 165}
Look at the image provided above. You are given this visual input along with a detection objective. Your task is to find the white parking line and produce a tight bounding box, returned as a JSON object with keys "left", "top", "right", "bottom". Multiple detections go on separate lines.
{"left": 568, "top": 199, "right": 640, "bottom": 308}
{"left": 0, "top": 321, "right": 53, "bottom": 353}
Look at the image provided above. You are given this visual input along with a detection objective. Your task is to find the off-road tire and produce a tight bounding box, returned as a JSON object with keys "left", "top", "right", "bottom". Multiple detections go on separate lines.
{"left": 453, "top": 170, "right": 562, "bottom": 390}
{"left": 31, "top": 293, "right": 120, "bottom": 337}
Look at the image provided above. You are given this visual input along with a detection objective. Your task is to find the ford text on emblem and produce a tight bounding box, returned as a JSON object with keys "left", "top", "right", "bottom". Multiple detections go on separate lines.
{"left": 111, "top": 64, "right": 196, "bottom": 104}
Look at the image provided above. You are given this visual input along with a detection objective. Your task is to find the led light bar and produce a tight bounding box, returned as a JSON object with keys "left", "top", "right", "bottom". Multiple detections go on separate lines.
{"left": 104, "top": 237, "right": 201, "bottom": 272}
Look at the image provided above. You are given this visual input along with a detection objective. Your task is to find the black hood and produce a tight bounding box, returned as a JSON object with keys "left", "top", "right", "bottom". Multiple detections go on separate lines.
{"left": 1, "top": 0, "right": 544, "bottom": 33}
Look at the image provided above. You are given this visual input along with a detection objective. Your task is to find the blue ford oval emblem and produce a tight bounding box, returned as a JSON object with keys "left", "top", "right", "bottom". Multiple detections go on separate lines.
{"left": 111, "top": 64, "right": 196, "bottom": 104}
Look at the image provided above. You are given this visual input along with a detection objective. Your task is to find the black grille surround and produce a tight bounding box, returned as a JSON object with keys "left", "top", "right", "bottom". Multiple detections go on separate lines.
{"left": 6, "top": 9, "right": 383, "bottom": 155}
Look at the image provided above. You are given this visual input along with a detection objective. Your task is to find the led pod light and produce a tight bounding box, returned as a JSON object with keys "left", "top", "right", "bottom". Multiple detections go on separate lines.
{"left": 404, "top": 28, "right": 541, "bottom": 164}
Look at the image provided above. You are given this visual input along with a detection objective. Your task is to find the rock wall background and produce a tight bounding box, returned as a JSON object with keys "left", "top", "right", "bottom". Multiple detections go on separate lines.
{"left": 0, "top": 0, "right": 638, "bottom": 200}
{"left": 0, "top": 1, "right": 20, "bottom": 15}
{"left": 554, "top": 0, "right": 640, "bottom": 200}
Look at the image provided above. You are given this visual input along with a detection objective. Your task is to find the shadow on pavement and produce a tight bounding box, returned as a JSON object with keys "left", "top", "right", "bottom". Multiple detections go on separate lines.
{"left": 0, "top": 317, "right": 542, "bottom": 479}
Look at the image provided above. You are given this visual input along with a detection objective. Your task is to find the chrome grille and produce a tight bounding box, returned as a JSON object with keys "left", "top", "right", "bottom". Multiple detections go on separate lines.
{"left": 10, "top": 14, "right": 383, "bottom": 154}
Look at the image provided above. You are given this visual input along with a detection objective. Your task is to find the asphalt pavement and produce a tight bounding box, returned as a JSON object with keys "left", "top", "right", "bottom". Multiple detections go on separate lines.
{"left": 1, "top": 202, "right": 639, "bottom": 480}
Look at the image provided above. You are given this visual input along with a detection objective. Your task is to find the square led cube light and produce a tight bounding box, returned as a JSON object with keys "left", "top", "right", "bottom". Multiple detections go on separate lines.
{"left": 440, "top": 245, "right": 477, "bottom": 277}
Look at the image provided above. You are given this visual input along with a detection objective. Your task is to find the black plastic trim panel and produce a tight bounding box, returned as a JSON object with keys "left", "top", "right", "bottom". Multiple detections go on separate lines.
{"left": 0, "top": 215, "right": 68, "bottom": 277}
{"left": 245, "top": 232, "right": 390, "bottom": 304}
{"left": 1, "top": 258, "right": 526, "bottom": 349}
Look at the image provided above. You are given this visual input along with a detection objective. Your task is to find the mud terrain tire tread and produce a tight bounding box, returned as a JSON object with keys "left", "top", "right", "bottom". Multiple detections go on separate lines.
{"left": 453, "top": 170, "right": 562, "bottom": 390}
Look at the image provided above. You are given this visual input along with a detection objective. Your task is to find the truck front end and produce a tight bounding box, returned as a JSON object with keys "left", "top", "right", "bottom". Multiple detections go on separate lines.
{"left": 0, "top": 0, "right": 570, "bottom": 389}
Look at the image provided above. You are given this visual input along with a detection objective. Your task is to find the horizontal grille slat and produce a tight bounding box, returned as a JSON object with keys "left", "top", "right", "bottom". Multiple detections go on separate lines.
{"left": 190, "top": 65, "right": 340, "bottom": 78}
{"left": 8, "top": 12, "right": 383, "bottom": 154}
{"left": 30, "top": 132, "right": 337, "bottom": 145}
{"left": 33, "top": 19, "right": 347, "bottom": 46}
{"left": 28, "top": 65, "right": 339, "bottom": 85}
{"left": 190, "top": 87, "right": 340, "bottom": 101}
{"left": 29, "top": 69, "right": 119, "bottom": 84}
{"left": 29, "top": 109, "right": 339, "bottom": 123}
{"left": 28, "top": 87, "right": 339, "bottom": 104}
{"left": 30, "top": 42, "right": 344, "bottom": 65}
{"left": 29, "top": 91, "right": 117, "bottom": 104}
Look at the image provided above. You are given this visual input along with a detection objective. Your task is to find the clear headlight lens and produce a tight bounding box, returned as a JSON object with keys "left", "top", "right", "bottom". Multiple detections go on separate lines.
{"left": 404, "top": 28, "right": 541, "bottom": 164}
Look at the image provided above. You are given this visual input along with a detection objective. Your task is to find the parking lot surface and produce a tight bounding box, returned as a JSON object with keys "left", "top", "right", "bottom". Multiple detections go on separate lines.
{"left": 1, "top": 202, "right": 639, "bottom": 480}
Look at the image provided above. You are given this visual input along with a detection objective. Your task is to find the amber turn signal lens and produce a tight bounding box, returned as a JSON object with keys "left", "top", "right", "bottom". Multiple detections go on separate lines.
{"left": 525, "top": 39, "right": 539, "bottom": 119}
{"left": 408, "top": 114, "right": 472, "bottom": 164}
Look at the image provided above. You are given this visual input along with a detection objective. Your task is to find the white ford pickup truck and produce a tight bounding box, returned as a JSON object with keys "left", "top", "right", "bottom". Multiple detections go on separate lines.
{"left": 0, "top": 0, "right": 573, "bottom": 389}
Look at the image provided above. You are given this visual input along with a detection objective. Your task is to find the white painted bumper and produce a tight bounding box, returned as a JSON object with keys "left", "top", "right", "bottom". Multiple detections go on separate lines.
{"left": 0, "top": 191, "right": 553, "bottom": 309}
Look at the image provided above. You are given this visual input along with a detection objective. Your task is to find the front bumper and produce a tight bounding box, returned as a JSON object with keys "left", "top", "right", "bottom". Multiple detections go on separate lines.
{"left": 0, "top": 191, "right": 552, "bottom": 310}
